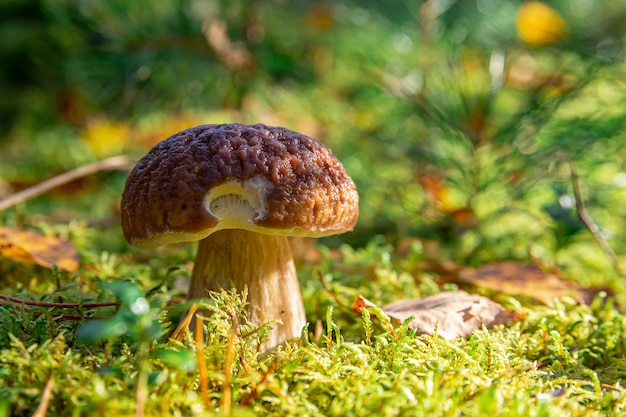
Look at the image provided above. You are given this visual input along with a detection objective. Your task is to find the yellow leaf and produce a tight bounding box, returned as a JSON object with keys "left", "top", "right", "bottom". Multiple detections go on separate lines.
{"left": 82, "top": 117, "right": 130, "bottom": 156}
{"left": 516, "top": 2, "right": 568, "bottom": 47}
{"left": 0, "top": 226, "right": 79, "bottom": 273}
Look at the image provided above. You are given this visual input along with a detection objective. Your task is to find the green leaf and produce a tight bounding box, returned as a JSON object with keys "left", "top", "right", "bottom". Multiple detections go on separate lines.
{"left": 102, "top": 280, "right": 144, "bottom": 306}
{"left": 153, "top": 349, "right": 196, "bottom": 373}
{"left": 76, "top": 318, "right": 128, "bottom": 342}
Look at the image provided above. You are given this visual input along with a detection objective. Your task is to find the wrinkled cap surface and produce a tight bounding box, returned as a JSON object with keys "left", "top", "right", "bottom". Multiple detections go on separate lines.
{"left": 121, "top": 123, "right": 359, "bottom": 248}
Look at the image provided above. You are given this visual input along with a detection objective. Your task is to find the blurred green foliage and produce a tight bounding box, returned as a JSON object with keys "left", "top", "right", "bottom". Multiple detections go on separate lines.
{"left": 1, "top": 0, "right": 626, "bottom": 279}
{"left": 2, "top": 0, "right": 626, "bottom": 266}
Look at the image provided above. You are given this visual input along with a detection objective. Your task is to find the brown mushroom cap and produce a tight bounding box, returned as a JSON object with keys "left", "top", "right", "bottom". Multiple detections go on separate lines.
{"left": 121, "top": 123, "right": 359, "bottom": 248}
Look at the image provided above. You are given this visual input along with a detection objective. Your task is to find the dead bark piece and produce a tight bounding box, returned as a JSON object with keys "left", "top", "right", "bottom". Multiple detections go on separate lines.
{"left": 383, "top": 291, "right": 519, "bottom": 339}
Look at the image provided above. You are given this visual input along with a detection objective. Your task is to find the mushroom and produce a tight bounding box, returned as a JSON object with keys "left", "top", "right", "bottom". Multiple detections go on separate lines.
{"left": 120, "top": 123, "right": 359, "bottom": 350}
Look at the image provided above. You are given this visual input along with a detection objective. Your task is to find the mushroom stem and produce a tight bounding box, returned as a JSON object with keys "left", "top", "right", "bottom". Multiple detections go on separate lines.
{"left": 188, "top": 229, "right": 306, "bottom": 351}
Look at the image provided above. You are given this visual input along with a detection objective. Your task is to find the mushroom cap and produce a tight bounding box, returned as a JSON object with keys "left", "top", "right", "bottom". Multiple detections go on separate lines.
{"left": 121, "top": 123, "right": 359, "bottom": 248}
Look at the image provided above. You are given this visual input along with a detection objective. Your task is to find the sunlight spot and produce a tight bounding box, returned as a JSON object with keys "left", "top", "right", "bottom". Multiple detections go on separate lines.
{"left": 559, "top": 195, "right": 574, "bottom": 209}
{"left": 130, "top": 297, "right": 150, "bottom": 315}
{"left": 613, "top": 172, "right": 626, "bottom": 187}
{"left": 392, "top": 33, "right": 412, "bottom": 53}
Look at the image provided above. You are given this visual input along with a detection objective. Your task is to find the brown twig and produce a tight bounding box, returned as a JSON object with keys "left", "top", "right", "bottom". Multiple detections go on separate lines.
{"left": 0, "top": 294, "right": 120, "bottom": 309}
{"left": 0, "top": 155, "right": 133, "bottom": 211}
{"left": 317, "top": 270, "right": 353, "bottom": 311}
{"left": 202, "top": 19, "right": 253, "bottom": 71}
{"left": 0, "top": 301, "right": 101, "bottom": 321}
{"left": 570, "top": 162, "right": 625, "bottom": 278}
{"left": 32, "top": 376, "right": 55, "bottom": 417}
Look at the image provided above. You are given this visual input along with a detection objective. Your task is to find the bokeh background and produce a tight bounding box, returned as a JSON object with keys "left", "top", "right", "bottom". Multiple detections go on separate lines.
{"left": 2, "top": 0, "right": 626, "bottom": 291}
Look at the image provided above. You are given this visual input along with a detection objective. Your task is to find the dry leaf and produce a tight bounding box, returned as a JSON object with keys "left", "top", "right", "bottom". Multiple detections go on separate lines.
{"left": 457, "top": 261, "right": 603, "bottom": 305}
{"left": 0, "top": 226, "right": 79, "bottom": 273}
{"left": 352, "top": 295, "right": 378, "bottom": 314}
{"left": 383, "top": 291, "right": 519, "bottom": 340}
{"left": 418, "top": 172, "right": 467, "bottom": 215}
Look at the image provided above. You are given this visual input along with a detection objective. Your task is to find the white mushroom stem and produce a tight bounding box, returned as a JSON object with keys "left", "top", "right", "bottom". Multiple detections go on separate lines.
{"left": 188, "top": 229, "right": 306, "bottom": 351}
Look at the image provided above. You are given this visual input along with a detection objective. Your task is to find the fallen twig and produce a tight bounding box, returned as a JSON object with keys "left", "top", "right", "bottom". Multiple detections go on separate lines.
{"left": 0, "top": 155, "right": 133, "bottom": 211}
{"left": 0, "top": 293, "right": 120, "bottom": 309}
{"left": 570, "top": 162, "right": 625, "bottom": 278}
{"left": 0, "top": 301, "right": 103, "bottom": 321}
{"left": 318, "top": 270, "right": 353, "bottom": 311}
{"left": 32, "top": 376, "right": 54, "bottom": 417}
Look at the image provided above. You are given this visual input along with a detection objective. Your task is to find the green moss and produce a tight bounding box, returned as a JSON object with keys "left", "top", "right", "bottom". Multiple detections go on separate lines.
{"left": 1, "top": 280, "right": 626, "bottom": 416}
